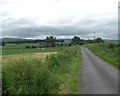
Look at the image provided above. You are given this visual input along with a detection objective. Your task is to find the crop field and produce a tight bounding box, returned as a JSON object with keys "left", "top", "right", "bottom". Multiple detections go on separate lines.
{"left": 2, "top": 44, "right": 80, "bottom": 94}
{"left": 86, "top": 42, "right": 119, "bottom": 69}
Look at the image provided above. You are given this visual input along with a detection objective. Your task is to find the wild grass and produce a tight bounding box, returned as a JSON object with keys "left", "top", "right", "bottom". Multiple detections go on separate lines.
{"left": 86, "top": 42, "right": 119, "bottom": 69}
{"left": 2, "top": 46, "right": 80, "bottom": 94}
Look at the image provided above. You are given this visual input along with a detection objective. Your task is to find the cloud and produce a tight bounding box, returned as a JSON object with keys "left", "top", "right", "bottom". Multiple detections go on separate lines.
{"left": 0, "top": 0, "right": 119, "bottom": 40}
{"left": 2, "top": 17, "right": 118, "bottom": 39}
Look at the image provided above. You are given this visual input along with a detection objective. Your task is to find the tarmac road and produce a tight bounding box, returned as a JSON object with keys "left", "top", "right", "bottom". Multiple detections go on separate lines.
{"left": 80, "top": 47, "right": 118, "bottom": 94}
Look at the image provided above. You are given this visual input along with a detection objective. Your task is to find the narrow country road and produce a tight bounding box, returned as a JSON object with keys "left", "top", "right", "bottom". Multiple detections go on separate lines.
{"left": 80, "top": 47, "right": 118, "bottom": 94}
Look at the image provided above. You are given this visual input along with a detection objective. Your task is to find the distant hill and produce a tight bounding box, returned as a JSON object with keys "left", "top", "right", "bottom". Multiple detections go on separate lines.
{"left": 103, "top": 39, "right": 119, "bottom": 42}
{"left": 1, "top": 38, "right": 72, "bottom": 43}
{"left": 0, "top": 38, "right": 32, "bottom": 42}
{"left": 64, "top": 39, "right": 72, "bottom": 43}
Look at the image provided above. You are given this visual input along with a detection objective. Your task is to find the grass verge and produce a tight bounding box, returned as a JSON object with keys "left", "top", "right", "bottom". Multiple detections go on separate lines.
{"left": 85, "top": 43, "right": 119, "bottom": 69}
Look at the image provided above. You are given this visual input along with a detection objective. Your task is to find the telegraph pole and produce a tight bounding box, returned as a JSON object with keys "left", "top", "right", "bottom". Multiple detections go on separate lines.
{"left": 93, "top": 32, "right": 96, "bottom": 40}
{"left": 93, "top": 32, "right": 96, "bottom": 43}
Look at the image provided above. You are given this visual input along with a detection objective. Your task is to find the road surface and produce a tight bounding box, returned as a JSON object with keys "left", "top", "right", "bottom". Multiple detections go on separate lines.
{"left": 80, "top": 47, "right": 118, "bottom": 94}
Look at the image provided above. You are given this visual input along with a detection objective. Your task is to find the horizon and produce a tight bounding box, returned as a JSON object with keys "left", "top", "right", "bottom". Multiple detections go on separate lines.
{"left": 1, "top": 37, "right": 119, "bottom": 41}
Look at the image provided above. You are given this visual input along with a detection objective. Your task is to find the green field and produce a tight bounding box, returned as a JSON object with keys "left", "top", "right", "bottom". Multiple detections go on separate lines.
{"left": 2, "top": 44, "right": 80, "bottom": 94}
{"left": 85, "top": 42, "right": 119, "bottom": 69}
{"left": 2, "top": 44, "right": 70, "bottom": 55}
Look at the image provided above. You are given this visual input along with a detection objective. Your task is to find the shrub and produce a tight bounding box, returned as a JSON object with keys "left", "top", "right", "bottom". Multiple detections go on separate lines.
{"left": 107, "top": 43, "right": 115, "bottom": 49}
{"left": 26, "top": 45, "right": 31, "bottom": 48}
{"left": 31, "top": 45, "right": 37, "bottom": 48}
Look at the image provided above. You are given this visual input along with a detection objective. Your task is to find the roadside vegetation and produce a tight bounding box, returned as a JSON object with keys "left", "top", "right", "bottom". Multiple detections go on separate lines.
{"left": 2, "top": 35, "right": 112, "bottom": 94}
{"left": 86, "top": 42, "right": 119, "bottom": 69}
{"left": 2, "top": 46, "right": 80, "bottom": 94}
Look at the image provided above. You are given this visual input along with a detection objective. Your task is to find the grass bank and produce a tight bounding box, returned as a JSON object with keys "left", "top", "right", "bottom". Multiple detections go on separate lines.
{"left": 2, "top": 46, "right": 80, "bottom": 94}
{"left": 85, "top": 43, "right": 119, "bottom": 69}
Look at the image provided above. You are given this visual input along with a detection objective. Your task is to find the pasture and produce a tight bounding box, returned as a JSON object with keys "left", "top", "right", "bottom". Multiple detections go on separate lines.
{"left": 2, "top": 43, "right": 69, "bottom": 55}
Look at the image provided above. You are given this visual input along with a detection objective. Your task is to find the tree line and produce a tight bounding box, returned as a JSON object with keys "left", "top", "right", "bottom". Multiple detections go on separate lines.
{"left": 0, "top": 36, "right": 104, "bottom": 47}
{"left": 26, "top": 36, "right": 104, "bottom": 48}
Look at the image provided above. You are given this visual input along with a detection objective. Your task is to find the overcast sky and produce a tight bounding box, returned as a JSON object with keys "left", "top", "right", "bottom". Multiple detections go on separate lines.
{"left": 0, "top": 0, "right": 119, "bottom": 39}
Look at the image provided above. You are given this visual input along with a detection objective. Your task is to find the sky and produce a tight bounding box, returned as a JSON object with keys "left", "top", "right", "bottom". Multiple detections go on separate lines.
{"left": 0, "top": 0, "right": 119, "bottom": 40}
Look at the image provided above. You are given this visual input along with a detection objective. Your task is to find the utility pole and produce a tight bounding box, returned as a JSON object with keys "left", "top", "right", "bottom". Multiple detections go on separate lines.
{"left": 93, "top": 32, "right": 96, "bottom": 40}
{"left": 93, "top": 32, "right": 96, "bottom": 43}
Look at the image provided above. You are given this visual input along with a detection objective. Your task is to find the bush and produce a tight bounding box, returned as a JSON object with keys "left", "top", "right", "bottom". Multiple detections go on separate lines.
{"left": 107, "top": 43, "right": 115, "bottom": 49}
{"left": 31, "top": 45, "right": 37, "bottom": 48}
{"left": 26, "top": 45, "right": 31, "bottom": 48}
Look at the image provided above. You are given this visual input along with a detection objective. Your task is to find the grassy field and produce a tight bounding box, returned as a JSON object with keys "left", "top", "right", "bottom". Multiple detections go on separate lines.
{"left": 85, "top": 42, "right": 119, "bottom": 69}
{"left": 2, "top": 44, "right": 80, "bottom": 94}
{"left": 2, "top": 43, "right": 68, "bottom": 55}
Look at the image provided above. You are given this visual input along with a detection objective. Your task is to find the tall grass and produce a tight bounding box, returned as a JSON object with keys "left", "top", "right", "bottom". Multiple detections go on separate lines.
{"left": 86, "top": 43, "right": 119, "bottom": 69}
{"left": 2, "top": 46, "right": 80, "bottom": 94}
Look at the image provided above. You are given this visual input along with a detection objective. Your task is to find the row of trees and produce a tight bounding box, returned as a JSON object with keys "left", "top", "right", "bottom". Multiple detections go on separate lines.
{"left": 38, "top": 36, "right": 65, "bottom": 48}
{"left": 71, "top": 36, "right": 104, "bottom": 45}
{"left": 38, "top": 36, "right": 104, "bottom": 48}
{"left": 1, "top": 36, "right": 104, "bottom": 47}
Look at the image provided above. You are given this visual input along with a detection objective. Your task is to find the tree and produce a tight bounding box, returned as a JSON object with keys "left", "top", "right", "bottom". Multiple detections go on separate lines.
{"left": 45, "top": 36, "right": 56, "bottom": 47}
{"left": 71, "top": 36, "right": 82, "bottom": 45}
{"left": 1, "top": 41, "right": 5, "bottom": 46}
{"left": 95, "top": 38, "right": 104, "bottom": 43}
